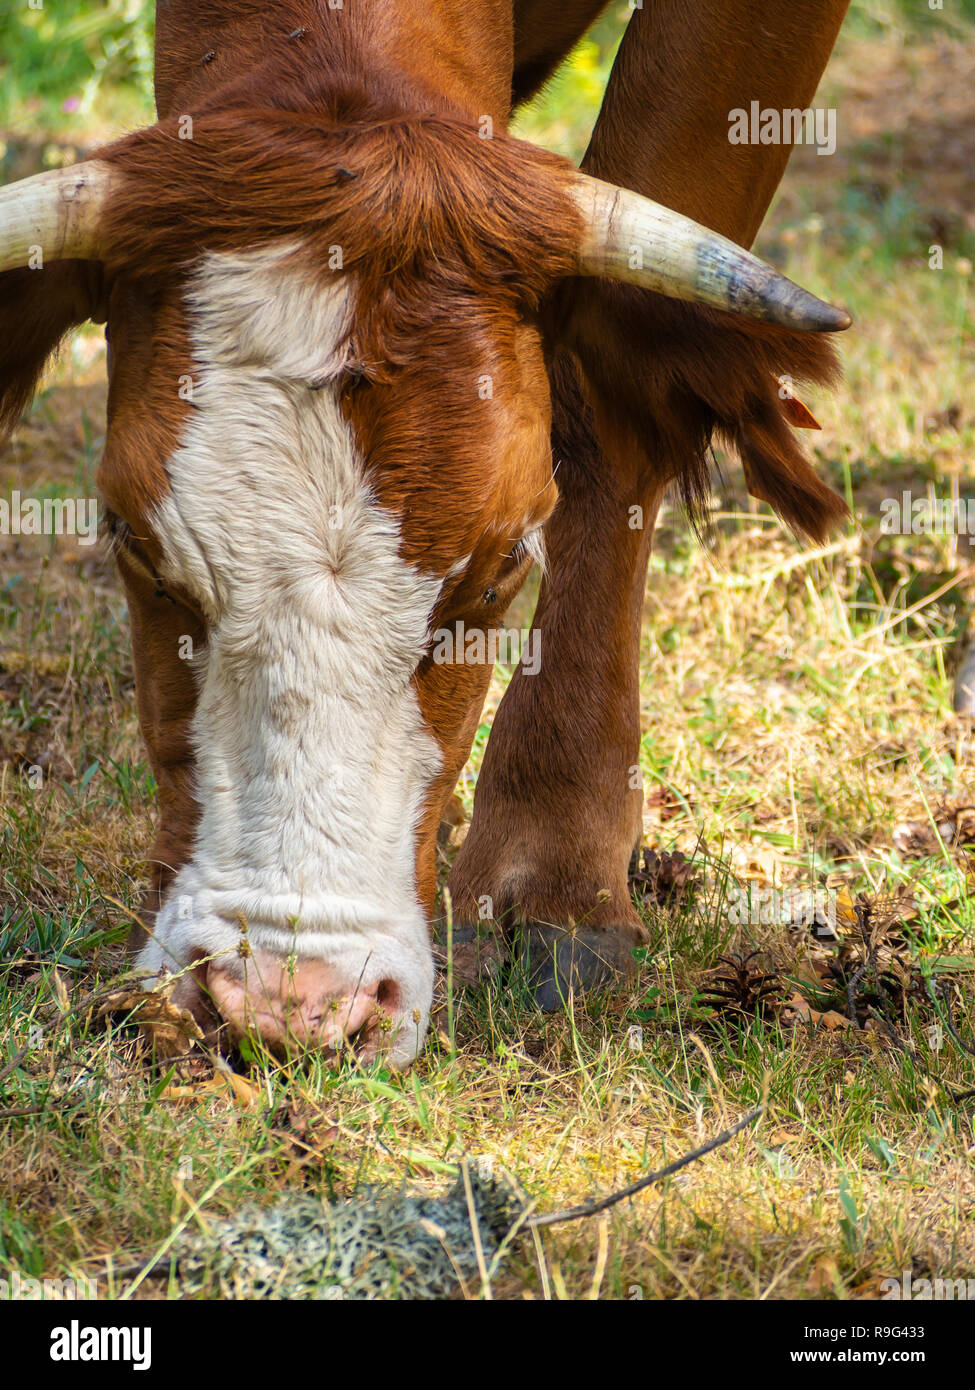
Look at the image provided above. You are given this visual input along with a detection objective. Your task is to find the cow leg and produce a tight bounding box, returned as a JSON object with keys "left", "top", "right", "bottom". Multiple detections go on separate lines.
{"left": 448, "top": 355, "right": 656, "bottom": 1005}
{"left": 451, "top": 0, "right": 850, "bottom": 1007}
{"left": 114, "top": 545, "right": 202, "bottom": 950}
{"left": 511, "top": 0, "right": 611, "bottom": 106}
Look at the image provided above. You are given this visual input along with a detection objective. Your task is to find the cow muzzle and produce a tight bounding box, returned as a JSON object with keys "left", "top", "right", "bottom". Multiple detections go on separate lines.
{"left": 204, "top": 948, "right": 408, "bottom": 1058}
{"left": 145, "top": 909, "right": 434, "bottom": 1067}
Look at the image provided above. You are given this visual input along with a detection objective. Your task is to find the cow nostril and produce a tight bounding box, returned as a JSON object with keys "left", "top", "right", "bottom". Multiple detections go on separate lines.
{"left": 204, "top": 950, "right": 413, "bottom": 1056}
{"left": 376, "top": 978, "right": 400, "bottom": 1012}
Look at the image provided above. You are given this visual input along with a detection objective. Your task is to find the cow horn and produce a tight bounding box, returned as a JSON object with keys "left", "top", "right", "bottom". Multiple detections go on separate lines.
{"left": 569, "top": 174, "right": 851, "bottom": 332}
{"left": 0, "top": 163, "right": 112, "bottom": 272}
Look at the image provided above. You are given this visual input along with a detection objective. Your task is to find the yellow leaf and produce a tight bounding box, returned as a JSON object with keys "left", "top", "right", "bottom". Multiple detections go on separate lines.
{"left": 51, "top": 968, "right": 70, "bottom": 1013}
{"left": 767, "top": 1128, "right": 801, "bottom": 1147}
{"left": 216, "top": 1067, "right": 262, "bottom": 1109}
{"left": 807, "top": 1255, "right": 841, "bottom": 1295}
{"left": 835, "top": 886, "right": 858, "bottom": 930}
{"left": 160, "top": 1070, "right": 261, "bottom": 1110}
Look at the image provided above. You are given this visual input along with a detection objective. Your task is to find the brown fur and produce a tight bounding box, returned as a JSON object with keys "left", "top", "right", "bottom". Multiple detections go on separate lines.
{"left": 152, "top": 0, "right": 515, "bottom": 127}
{"left": 552, "top": 280, "right": 848, "bottom": 542}
{"left": 0, "top": 261, "right": 105, "bottom": 440}
{"left": 449, "top": 348, "right": 658, "bottom": 942}
{"left": 0, "top": 0, "right": 853, "bottom": 960}
{"left": 555, "top": 0, "right": 852, "bottom": 543}
{"left": 448, "top": 0, "right": 852, "bottom": 943}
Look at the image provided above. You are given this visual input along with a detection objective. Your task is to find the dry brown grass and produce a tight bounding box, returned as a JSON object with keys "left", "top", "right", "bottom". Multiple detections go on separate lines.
{"left": 1, "top": 25, "right": 974, "bottom": 1300}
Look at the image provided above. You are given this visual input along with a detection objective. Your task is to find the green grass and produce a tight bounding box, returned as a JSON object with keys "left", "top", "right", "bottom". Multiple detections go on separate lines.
{"left": 1, "top": 8, "right": 975, "bottom": 1300}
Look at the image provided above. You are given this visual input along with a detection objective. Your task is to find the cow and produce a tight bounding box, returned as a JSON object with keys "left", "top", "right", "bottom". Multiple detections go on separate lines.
{"left": 0, "top": 1, "right": 851, "bottom": 1065}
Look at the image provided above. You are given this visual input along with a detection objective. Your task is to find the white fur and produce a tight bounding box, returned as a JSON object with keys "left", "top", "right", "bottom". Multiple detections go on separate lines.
{"left": 518, "top": 525, "right": 547, "bottom": 574}
{"left": 138, "top": 246, "right": 442, "bottom": 1064}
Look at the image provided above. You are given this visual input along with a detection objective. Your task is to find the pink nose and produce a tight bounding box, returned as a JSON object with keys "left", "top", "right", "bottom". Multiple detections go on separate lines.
{"left": 205, "top": 948, "right": 399, "bottom": 1056}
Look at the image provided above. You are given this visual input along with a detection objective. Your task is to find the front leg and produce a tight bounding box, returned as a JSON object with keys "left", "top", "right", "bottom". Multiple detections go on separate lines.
{"left": 447, "top": 355, "right": 659, "bottom": 1006}
{"left": 452, "top": 0, "right": 851, "bottom": 1006}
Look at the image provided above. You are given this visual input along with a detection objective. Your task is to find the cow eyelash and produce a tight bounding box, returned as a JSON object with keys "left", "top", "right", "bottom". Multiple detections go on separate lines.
{"left": 481, "top": 526, "right": 548, "bottom": 603}
{"left": 507, "top": 526, "right": 547, "bottom": 574}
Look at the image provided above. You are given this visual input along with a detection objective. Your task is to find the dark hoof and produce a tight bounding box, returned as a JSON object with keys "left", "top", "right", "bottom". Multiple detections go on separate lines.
{"left": 954, "top": 638, "right": 975, "bottom": 717}
{"left": 433, "top": 924, "right": 508, "bottom": 988}
{"left": 515, "top": 924, "right": 639, "bottom": 1012}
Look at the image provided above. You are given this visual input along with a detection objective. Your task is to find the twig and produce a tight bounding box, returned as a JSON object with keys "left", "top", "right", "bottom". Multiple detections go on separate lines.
{"left": 0, "top": 1098, "right": 80, "bottom": 1120}
{"left": 528, "top": 1105, "right": 764, "bottom": 1229}
{"left": 928, "top": 977, "right": 975, "bottom": 1060}
{"left": 846, "top": 962, "right": 869, "bottom": 1023}
{"left": 88, "top": 1256, "right": 170, "bottom": 1282}
{"left": 0, "top": 1039, "right": 33, "bottom": 1095}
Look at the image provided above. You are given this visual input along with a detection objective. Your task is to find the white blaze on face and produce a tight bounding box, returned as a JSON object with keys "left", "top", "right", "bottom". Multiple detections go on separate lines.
{"left": 137, "top": 246, "right": 442, "bottom": 1063}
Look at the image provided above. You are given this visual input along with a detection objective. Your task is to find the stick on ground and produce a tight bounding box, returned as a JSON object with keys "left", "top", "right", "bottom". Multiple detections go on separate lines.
{"left": 528, "top": 1105, "right": 765, "bottom": 1230}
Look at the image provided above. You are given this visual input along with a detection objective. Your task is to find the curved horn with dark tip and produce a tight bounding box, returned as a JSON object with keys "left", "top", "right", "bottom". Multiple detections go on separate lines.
{"left": 0, "top": 163, "right": 113, "bottom": 272}
{"left": 570, "top": 174, "right": 852, "bottom": 333}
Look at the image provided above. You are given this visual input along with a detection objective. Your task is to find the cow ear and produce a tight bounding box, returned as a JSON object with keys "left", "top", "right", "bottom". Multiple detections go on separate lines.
{"left": 0, "top": 161, "right": 113, "bottom": 439}
{"left": 0, "top": 261, "right": 106, "bottom": 441}
{"left": 773, "top": 375, "right": 822, "bottom": 430}
{"left": 733, "top": 397, "right": 847, "bottom": 543}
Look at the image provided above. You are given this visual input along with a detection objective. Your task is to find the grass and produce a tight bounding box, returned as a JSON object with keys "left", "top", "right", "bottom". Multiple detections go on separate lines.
{"left": 1, "top": 11, "right": 975, "bottom": 1300}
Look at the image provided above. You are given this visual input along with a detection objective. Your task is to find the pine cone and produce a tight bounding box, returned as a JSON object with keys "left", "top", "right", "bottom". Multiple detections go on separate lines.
{"left": 698, "top": 951, "right": 781, "bottom": 1018}
{"left": 629, "top": 847, "right": 697, "bottom": 906}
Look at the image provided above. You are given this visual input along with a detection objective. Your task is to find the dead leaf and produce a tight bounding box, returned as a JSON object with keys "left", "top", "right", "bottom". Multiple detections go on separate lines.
{"left": 795, "top": 955, "right": 833, "bottom": 990}
{"left": 807, "top": 1255, "right": 842, "bottom": 1295}
{"left": 51, "top": 968, "right": 70, "bottom": 1013}
{"left": 819, "top": 1009, "right": 854, "bottom": 1031}
{"left": 160, "top": 1069, "right": 261, "bottom": 1110}
{"left": 217, "top": 1066, "right": 263, "bottom": 1109}
{"left": 893, "top": 804, "right": 975, "bottom": 857}
{"left": 630, "top": 847, "right": 698, "bottom": 906}
{"left": 645, "top": 785, "right": 692, "bottom": 823}
{"left": 99, "top": 986, "right": 204, "bottom": 1060}
{"left": 766, "top": 1128, "right": 801, "bottom": 1147}
{"left": 784, "top": 992, "right": 854, "bottom": 1030}
{"left": 730, "top": 842, "right": 783, "bottom": 886}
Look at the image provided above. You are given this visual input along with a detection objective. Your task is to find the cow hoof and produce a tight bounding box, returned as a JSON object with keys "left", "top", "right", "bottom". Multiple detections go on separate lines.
{"left": 953, "top": 637, "right": 975, "bottom": 717}
{"left": 433, "top": 925, "right": 508, "bottom": 988}
{"left": 515, "top": 923, "right": 640, "bottom": 1011}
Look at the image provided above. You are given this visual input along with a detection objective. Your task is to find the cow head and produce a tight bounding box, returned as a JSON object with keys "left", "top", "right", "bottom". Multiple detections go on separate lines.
{"left": 0, "top": 112, "right": 848, "bottom": 1065}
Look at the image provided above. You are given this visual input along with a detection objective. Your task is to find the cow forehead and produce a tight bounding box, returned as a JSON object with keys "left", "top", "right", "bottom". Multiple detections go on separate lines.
{"left": 347, "top": 301, "right": 556, "bottom": 572}
{"left": 104, "top": 240, "right": 554, "bottom": 581}
{"left": 155, "top": 244, "right": 447, "bottom": 621}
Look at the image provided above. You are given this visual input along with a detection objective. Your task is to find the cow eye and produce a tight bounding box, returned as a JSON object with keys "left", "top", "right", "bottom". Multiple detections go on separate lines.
{"left": 505, "top": 527, "right": 546, "bottom": 574}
